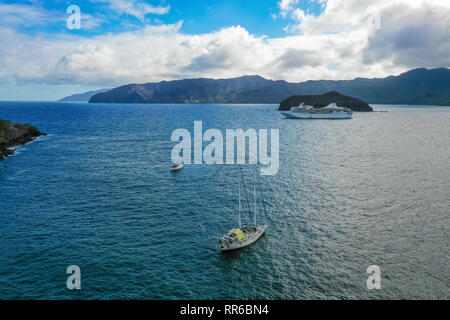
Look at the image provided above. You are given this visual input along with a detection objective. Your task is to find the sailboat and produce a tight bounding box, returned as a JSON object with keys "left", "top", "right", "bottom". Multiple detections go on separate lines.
{"left": 219, "top": 166, "right": 268, "bottom": 251}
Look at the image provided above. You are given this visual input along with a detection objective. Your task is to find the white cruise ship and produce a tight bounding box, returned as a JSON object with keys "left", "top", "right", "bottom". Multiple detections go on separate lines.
{"left": 280, "top": 103, "right": 353, "bottom": 119}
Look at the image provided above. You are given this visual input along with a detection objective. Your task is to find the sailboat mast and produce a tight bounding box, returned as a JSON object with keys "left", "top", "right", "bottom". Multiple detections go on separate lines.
{"left": 256, "top": 165, "right": 268, "bottom": 218}
{"left": 238, "top": 165, "right": 252, "bottom": 218}
{"left": 238, "top": 181, "right": 241, "bottom": 228}
{"left": 253, "top": 174, "right": 257, "bottom": 227}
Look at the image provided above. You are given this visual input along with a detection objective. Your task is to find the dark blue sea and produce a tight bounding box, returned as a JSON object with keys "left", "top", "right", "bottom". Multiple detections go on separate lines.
{"left": 0, "top": 102, "right": 449, "bottom": 299}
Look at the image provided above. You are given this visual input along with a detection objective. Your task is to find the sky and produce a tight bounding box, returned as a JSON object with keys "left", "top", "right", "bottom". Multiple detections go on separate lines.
{"left": 0, "top": 0, "right": 449, "bottom": 100}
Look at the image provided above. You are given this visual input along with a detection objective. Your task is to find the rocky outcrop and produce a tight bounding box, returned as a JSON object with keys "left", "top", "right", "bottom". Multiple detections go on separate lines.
{"left": 0, "top": 119, "right": 46, "bottom": 160}
{"left": 279, "top": 91, "right": 373, "bottom": 112}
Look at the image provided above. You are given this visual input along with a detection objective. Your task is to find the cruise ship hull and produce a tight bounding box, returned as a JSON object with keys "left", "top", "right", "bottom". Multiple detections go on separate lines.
{"left": 280, "top": 111, "right": 353, "bottom": 119}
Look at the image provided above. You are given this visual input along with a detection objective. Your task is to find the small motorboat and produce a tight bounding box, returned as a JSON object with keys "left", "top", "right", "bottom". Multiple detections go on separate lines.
{"left": 171, "top": 162, "right": 183, "bottom": 171}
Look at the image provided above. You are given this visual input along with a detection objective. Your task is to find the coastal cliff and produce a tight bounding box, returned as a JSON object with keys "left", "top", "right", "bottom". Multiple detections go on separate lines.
{"left": 279, "top": 91, "right": 373, "bottom": 112}
{"left": 0, "top": 119, "right": 46, "bottom": 160}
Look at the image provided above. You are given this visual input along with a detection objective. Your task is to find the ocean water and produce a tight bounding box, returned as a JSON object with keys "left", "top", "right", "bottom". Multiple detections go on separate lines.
{"left": 0, "top": 102, "right": 449, "bottom": 299}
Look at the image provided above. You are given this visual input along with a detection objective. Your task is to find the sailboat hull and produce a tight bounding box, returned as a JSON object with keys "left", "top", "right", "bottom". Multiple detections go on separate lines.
{"left": 220, "top": 224, "right": 268, "bottom": 251}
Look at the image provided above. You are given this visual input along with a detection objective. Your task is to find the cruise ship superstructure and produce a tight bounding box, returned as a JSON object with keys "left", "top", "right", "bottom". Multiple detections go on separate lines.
{"left": 280, "top": 103, "right": 353, "bottom": 119}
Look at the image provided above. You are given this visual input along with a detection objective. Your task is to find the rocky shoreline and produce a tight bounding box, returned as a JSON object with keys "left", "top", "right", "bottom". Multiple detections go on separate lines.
{"left": 0, "top": 119, "right": 46, "bottom": 160}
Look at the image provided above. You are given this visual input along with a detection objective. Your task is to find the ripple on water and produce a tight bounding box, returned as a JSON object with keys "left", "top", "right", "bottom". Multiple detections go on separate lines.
{"left": 0, "top": 102, "right": 449, "bottom": 299}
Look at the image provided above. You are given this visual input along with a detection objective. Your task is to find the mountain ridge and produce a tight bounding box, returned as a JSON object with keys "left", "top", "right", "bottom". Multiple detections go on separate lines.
{"left": 66, "top": 68, "right": 450, "bottom": 106}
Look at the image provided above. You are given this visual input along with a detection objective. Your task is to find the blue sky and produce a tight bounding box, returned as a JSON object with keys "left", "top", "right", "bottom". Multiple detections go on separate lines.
{"left": 0, "top": 0, "right": 448, "bottom": 100}
{"left": 3, "top": 0, "right": 323, "bottom": 37}
{"left": 5, "top": 0, "right": 324, "bottom": 38}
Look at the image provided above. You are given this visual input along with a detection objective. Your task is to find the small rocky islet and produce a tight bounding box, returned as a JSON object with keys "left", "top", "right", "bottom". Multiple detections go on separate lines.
{"left": 278, "top": 91, "right": 373, "bottom": 112}
{"left": 0, "top": 119, "right": 46, "bottom": 160}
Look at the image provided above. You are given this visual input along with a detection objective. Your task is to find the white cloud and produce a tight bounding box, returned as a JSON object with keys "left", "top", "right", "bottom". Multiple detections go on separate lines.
{"left": 0, "top": 23, "right": 396, "bottom": 87}
{"left": 0, "top": 3, "right": 59, "bottom": 27}
{"left": 279, "top": 0, "right": 450, "bottom": 70}
{"left": 97, "top": 0, "right": 170, "bottom": 21}
{"left": 362, "top": 1, "right": 450, "bottom": 68}
{"left": 0, "top": 0, "right": 449, "bottom": 91}
{"left": 278, "top": 0, "right": 299, "bottom": 17}
{"left": 0, "top": 3, "right": 105, "bottom": 30}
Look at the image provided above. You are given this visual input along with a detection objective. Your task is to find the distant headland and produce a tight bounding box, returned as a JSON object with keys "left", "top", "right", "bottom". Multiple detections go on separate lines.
{"left": 58, "top": 89, "right": 110, "bottom": 103}
{"left": 0, "top": 120, "right": 46, "bottom": 160}
{"left": 55, "top": 67, "right": 450, "bottom": 106}
{"left": 279, "top": 91, "right": 373, "bottom": 112}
